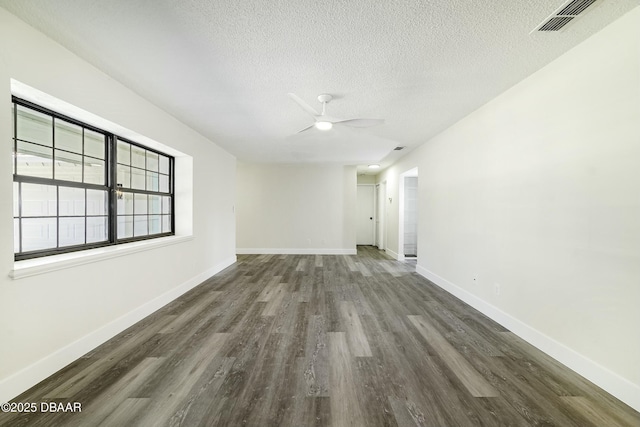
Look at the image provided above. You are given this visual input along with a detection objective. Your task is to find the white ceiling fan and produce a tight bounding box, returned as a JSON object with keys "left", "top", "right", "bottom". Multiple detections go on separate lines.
{"left": 287, "top": 93, "right": 384, "bottom": 133}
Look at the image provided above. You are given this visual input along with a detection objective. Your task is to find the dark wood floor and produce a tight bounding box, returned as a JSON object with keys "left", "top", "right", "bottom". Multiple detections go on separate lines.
{"left": 2, "top": 246, "right": 638, "bottom": 426}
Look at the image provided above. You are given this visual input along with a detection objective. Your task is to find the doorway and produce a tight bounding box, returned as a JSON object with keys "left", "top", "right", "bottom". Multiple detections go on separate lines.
{"left": 404, "top": 177, "right": 418, "bottom": 257}
{"left": 356, "top": 185, "right": 375, "bottom": 245}
{"left": 398, "top": 168, "right": 418, "bottom": 261}
{"left": 375, "top": 181, "right": 386, "bottom": 250}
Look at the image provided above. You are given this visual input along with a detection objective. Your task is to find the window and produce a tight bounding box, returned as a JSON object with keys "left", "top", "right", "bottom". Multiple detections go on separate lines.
{"left": 12, "top": 98, "right": 174, "bottom": 260}
{"left": 115, "top": 139, "right": 173, "bottom": 239}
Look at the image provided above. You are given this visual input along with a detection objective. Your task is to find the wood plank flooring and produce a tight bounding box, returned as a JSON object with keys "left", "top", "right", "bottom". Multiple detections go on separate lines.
{"left": 1, "top": 246, "right": 638, "bottom": 426}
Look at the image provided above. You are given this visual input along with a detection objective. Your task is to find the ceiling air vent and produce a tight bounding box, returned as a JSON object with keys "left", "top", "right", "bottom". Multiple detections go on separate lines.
{"left": 557, "top": 0, "right": 597, "bottom": 15}
{"left": 538, "top": 16, "right": 574, "bottom": 31}
{"left": 534, "top": 0, "right": 598, "bottom": 32}
{"left": 393, "top": 146, "right": 405, "bottom": 151}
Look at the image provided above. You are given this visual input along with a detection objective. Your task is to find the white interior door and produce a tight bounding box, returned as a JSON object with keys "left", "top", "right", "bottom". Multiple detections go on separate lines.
{"left": 357, "top": 185, "right": 375, "bottom": 245}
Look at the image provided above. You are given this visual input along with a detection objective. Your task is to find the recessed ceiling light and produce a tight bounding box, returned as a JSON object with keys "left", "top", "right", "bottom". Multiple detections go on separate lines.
{"left": 368, "top": 164, "right": 380, "bottom": 169}
{"left": 315, "top": 121, "right": 332, "bottom": 131}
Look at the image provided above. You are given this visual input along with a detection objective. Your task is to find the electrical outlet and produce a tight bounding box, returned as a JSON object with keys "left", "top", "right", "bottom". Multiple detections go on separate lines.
{"left": 494, "top": 283, "right": 501, "bottom": 296}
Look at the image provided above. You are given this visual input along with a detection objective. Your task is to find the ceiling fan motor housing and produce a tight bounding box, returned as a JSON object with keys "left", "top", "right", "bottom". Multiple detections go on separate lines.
{"left": 317, "top": 94, "right": 332, "bottom": 104}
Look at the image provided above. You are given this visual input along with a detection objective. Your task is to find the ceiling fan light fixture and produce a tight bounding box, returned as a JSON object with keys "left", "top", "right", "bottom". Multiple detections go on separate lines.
{"left": 315, "top": 121, "right": 333, "bottom": 131}
{"left": 288, "top": 93, "right": 384, "bottom": 134}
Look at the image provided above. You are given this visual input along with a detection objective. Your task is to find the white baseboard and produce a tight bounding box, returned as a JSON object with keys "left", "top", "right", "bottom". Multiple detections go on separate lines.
{"left": 385, "top": 248, "right": 401, "bottom": 260}
{"left": 236, "top": 248, "right": 357, "bottom": 255}
{"left": 0, "top": 255, "right": 237, "bottom": 403}
{"left": 416, "top": 265, "right": 640, "bottom": 412}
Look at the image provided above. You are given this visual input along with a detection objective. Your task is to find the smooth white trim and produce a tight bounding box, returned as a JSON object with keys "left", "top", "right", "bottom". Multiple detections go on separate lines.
{"left": 236, "top": 248, "right": 357, "bottom": 255}
{"left": 10, "top": 235, "right": 193, "bottom": 280}
{"left": 416, "top": 265, "right": 640, "bottom": 412}
{"left": 385, "top": 248, "right": 401, "bottom": 260}
{"left": 0, "top": 255, "right": 236, "bottom": 402}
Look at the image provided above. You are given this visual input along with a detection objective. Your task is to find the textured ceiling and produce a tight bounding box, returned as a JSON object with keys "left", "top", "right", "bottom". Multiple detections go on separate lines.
{"left": 1, "top": 0, "right": 637, "bottom": 173}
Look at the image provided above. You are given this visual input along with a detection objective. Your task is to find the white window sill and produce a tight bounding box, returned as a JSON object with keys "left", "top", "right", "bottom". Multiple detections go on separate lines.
{"left": 10, "top": 235, "right": 193, "bottom": 280}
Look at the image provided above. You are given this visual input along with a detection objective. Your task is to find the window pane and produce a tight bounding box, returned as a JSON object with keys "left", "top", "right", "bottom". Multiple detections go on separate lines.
{"left": 134, "top": 193, "right": 148, "bottom": 215}
{"left": 54, "top": 150, "right": 83, "bottom": 182}
{"left": 59, "top": 187, "right": 85, "bottom": 216}
{"left": 134, "top": 216, "right": 148, "bottom": 237}
{"left": 84, "top": 129, "right": 105, "bottom": 159}
{"left": 84, "top": 158, "right": 105, "bottom": 185}
{"left": 17, "top": 105, "right": 52, "bottom": 146}
{"left": 22, "top": 217, "right": 57, "bottom": 252}
{"left": 13, "top": 182, "right": 19, "bottom": 217}
{"left": 162, "top": 215, "right": 171, "bottom": 233}
{"left": 87, "top": 189, "right": 108, "bottom": 215}
{"left": 117, "top": 215, "right": 133, "bottom": 239}
{"left": 55, "top": 119, "right": 82, "bottom": 154}
{"left": 159, "top": 155, "right": 169, "bottom": 174}
{"left": 117, "top": 164, "right": 131, "bottom": 188}
{"left": 146, "top": 171, "right": 159, "bottom": 191}
{"left": 87, "top": 216, "right": 108, "bottom": 243}
{"left": 149, "top": 195, "right": 161, "bottom": 214}
{"left": 16, "top": 141, "right": 53, "bottom": 179}
{"left": 131, "top": 145, "right": 145, "bottom": 169}
{"left": 117, "top": 140, "right": 130, "bottom": 165}
{"left": 146, "top": 151, "right": 158, "bottom": 172}
{"left": 59, "top": 217, "right": 85, "bottom": 247}
{"left": 131, "top": 167, "right": 145, "bottom": 190}
{"left": 22, "top": 183, "right": 57, "bottom": 217}
{"left": 159, "top": 174, "right": 169, "bottom": 193}
{"left": 149, "top": 215, "right": 161, "bottom": 234}
{"left": 14, "top": 218, "right": 20, "bottom": 253}
{"left": 162, "top": 196, "right": 171, "bottom": 214}
{"left": 117, "top": 192, "right": 134, "bottom": 215}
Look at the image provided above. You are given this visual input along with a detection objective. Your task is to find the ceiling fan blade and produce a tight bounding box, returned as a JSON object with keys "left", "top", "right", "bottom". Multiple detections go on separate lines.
{"left": 288, "top": 93, "right": 320, "bottom": 117}
{"left": 297, "top": 124, "right": 315, "bottom": 133}
{"left": 334, "top": 118, "right": 384, "bottom": 128}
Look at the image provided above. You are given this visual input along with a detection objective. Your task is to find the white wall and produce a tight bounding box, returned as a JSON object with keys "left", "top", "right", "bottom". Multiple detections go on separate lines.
{"left": 0, "top": 8, "right": 237, "bottom": 401}
{"left": 357, "top": 174, "right": 376, "bottom": 184}
{"left": 377, "top": 7, "right": 640, "bottom": 410}
{"left": 236, "top": 163, "right": 356, "bottom": 254}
